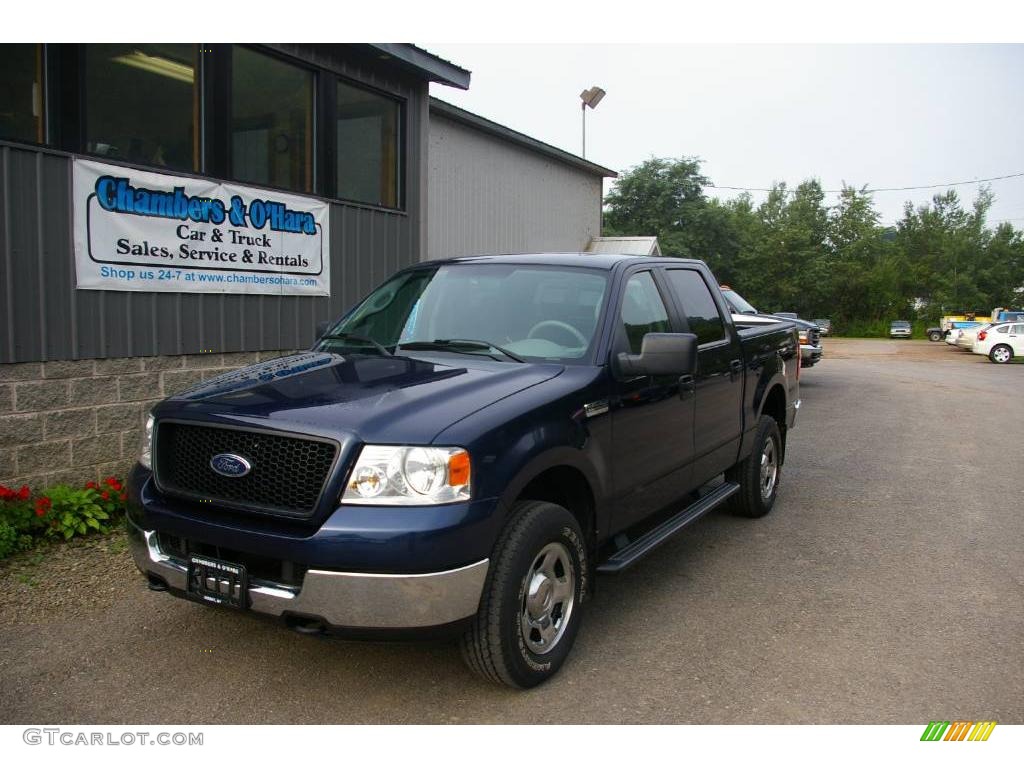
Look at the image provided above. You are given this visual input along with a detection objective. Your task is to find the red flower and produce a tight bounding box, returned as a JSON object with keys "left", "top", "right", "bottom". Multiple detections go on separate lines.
{"left": 0, "top": 485, "right": 12, "bottom": 501}
{"left": 18, "top": 485, "right": 30, "bottom": 500}
{"left": 119, "top": 493, "right": 127, "bottom": 503}
{"left": 34, "top": 497, "right": 51, "bottom": 517}
{"left": 101, "top": 491, "right": 110, "bottom": 500}
{"left": 103, "top": 476, "right": 119, "bottom": 487}
{"left": 85, "top": 481, "right": 98, "bottom": 490}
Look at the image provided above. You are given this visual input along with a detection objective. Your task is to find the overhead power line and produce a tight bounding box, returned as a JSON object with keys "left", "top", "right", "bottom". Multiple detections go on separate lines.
{"left": 706, "top": 171, "right": 1024, "bottom": 195}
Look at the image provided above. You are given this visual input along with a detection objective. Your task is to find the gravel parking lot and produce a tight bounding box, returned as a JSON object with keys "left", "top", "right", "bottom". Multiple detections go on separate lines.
{"left": 1, "top": 338, "right": 1021, "bottom": 724}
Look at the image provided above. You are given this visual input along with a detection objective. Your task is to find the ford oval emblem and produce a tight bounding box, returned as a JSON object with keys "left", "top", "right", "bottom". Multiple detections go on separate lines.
{"left": 210, "top": 453, "right": 252, "bottom": 478}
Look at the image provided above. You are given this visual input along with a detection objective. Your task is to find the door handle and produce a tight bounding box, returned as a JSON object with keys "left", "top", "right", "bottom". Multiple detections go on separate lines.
{"left": 678, "top": 374, "right": 695, "bottom": 400}
{"left": 729, "top": 359, "right": 743, "bottom": 381}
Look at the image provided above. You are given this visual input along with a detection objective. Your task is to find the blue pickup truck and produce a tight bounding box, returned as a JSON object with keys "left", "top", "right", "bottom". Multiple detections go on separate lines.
{"left": 127, "top": 253, "right": 800, "bottom": 688}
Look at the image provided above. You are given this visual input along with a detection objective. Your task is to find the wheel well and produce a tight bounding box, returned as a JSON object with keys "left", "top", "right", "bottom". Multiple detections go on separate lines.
{"left": 761, "top": 384, "right": 788, "bottom": 461}
{"left": 517, "top": 466, "right": 596, "bottom": 547}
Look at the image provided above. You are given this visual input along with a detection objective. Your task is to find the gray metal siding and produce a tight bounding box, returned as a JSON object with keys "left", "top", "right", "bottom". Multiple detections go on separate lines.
{"left": 0, "top": 69, "right": 427, "bottom": 364}
{"left": 427, "top": 115, "right": 603, "bottom": 260}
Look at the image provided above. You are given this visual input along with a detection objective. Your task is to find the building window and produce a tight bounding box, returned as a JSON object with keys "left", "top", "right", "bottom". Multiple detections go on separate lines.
{"left": 0, "top": 44, "right": 45, "bottom": 144}
{"left": 336, "top": 80, "right": 400, "bottom": 208}
{"left": 83, "top": 44, "right": 198, "bottom": 171}
{"left": 231, "top": 46, "right": 313, "bottom": 193}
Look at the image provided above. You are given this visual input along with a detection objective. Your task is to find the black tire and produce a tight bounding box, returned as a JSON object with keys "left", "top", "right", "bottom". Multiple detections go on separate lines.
{"left": 989, "top": 344, "right": 1014, "bottom": 364}
{"left": 928, "top": 331, "right": 943, "bottom": 342}
{"left": 460, "top": 500, "right": 588, "bottom": 688}
{"left": 725, "top": 415, "right": 783, "bottom": 518}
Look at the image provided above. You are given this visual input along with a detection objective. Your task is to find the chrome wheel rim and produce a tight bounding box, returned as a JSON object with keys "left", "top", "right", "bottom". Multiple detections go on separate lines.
{"left": 520, "top": 542, "right": 575, "bottom": 655}
{"left": 993, "top": 347, "right": 1010, "bottom": 363}
{"left": 760, "top": 436, "right": 778, "bottom": 501}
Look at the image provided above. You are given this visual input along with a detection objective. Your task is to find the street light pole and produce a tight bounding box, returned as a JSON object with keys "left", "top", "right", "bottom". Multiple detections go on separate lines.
{"left": 579, "top": 86, "right": 605, "bottom": 159}
{"left": 581, "top": 101, "right": 587, "bottom": 158}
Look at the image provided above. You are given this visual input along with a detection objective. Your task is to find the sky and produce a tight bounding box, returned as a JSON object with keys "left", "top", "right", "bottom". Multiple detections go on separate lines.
{"left": 427, "top": 44, "right": 1024, "bottom": 228}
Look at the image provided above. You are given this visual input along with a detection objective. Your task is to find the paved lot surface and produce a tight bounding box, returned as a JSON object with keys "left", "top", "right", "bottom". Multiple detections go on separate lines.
{"left": 1, "top": 338, "right": 1021, "bottom": 724}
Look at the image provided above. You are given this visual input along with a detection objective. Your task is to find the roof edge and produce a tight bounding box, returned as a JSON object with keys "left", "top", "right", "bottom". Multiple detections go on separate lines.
{"left": 367, "top": 44, "right": 471, "bottom": 89}
{"left": 430, "top": 97, "right": 617, "bottom": 178}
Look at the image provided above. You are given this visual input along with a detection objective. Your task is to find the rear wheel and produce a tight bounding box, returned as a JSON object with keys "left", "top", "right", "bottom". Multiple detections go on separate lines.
{"left": 726, "top": 415, "right": 782, "bottom": 518}
{"left": 928, "top": 331, "right": 943, "bottom": 342}
{"left": 460, "top": 500, "right": 588, "bottom": 688}
{"left": 990, "top": 344, "right": 1013, "bottom": 364}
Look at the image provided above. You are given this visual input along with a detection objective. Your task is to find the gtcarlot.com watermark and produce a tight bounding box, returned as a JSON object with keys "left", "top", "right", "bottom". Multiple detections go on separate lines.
{"left": 23, "top": 728, "right": 203, "bottom": 746}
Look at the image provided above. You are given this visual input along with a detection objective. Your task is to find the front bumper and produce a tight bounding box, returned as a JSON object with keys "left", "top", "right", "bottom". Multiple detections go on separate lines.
{"left": 800, "top": 344, "right": 823, "bottom": 366}
{"left": 127, "top": 517, "right": 489, "bottom": 630}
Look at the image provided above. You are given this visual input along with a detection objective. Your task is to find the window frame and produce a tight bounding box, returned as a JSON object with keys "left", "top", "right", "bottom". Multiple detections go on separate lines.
{"left": 0, "top": 43, "right": 49, "bottom": 149}
{"left": 662, "top": 267, "right": 731, "bottom": 349}
{"left": 331, "top": 73, "right": 405, "bottom": 210}
{"left": 612, "top": 268, "right": 676, "bottom": 358}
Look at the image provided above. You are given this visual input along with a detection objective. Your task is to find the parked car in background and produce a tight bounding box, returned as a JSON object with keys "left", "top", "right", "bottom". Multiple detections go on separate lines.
{"left": 719, "top": 288, "right": 823, "bottom": 368}
{"left": 889, "top": 320, "right": 912, "bottom": 339}
{"left": 972, "top": 322, "right": 1024, "bottom": 363}
{"left": 813, "top": 319, "right": 832, "bottom": 336}
{"left": 956, "top": 323, "right": 994, "bottom": 350}
{"left": 945, "top": 321, "right": 983, "bottom": 346}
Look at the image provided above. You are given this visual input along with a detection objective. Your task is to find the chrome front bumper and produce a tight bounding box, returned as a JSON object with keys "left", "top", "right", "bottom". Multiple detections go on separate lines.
{"left": 127, "top": 520, "right": 488, "bottom": 629}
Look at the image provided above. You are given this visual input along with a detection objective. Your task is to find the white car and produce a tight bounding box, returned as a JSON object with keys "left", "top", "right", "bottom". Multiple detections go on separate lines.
{"left": 956, "top": 323, "right": 994, "bottom": 350}
{"left": 972, "top": 322, "right": 1024, "bottom": 363}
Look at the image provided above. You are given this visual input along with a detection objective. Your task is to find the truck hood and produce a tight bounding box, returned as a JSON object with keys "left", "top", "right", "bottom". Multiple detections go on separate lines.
{"left": 156, "top": 351, "right": 565, "bottom": 445}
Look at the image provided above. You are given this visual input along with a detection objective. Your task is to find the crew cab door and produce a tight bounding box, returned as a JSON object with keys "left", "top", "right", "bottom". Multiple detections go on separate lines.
{"left": 662, "top": 267, "right": 745, "bottom": 485}
{"left": 608, "top": 269, "right": 695, "bottom": 533}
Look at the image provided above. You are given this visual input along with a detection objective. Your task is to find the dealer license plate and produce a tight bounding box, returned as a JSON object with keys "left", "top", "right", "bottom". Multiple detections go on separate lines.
{"left": 187, "top": 554, "right": 248, "bottom": 609}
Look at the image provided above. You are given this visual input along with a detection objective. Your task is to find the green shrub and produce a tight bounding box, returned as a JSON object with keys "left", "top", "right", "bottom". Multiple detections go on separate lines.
{"left": 0, "top": 477, "right": 129, "bottom": 559}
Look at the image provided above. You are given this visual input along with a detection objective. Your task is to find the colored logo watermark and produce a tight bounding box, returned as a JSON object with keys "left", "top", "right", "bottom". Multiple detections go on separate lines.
{"left": 920, "top": 721, "right": 997, "bottom": 741}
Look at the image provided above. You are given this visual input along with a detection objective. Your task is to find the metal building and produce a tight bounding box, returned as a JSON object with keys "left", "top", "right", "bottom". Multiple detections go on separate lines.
{"left": 427, "top": 99, "right": 615, "bottom": 259}
{"left": 0, "top": 44, "right": 620, "bottom": 490}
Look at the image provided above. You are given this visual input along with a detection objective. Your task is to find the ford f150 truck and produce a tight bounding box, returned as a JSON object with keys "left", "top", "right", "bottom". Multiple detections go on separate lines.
{"left": 127, "top": 254, "right": 800, "bottom": 688}
{"left": 718, "top": 287, "right": 822, "bottom": 368}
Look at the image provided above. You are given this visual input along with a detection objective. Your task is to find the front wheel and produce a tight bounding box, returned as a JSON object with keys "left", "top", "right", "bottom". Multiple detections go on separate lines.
{"left": 726, "top": 415, "right": 783, "bottom": 518}
{"left": 989, "top": 344, "right": 1014, "bottom": 364}
{"left": 460, "top": 500, "right": 588, "bottom": 688}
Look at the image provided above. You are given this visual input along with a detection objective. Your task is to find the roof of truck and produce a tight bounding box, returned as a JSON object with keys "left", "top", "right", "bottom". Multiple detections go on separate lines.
{"left": 423, "top": 253, "right": 704, "bottom": 271}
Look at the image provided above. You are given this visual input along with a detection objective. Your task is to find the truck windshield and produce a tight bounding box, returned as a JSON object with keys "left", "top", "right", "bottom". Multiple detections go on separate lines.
{"left": 720, "top": 288, "right": 758, "bottom": 315}
{"left": 319, "top": 264, "right": 609, "bottom": 362}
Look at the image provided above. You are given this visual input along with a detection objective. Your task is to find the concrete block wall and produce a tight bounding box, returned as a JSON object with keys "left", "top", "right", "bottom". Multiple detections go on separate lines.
{"left": 0, "top": 351, "right": 296, "bottom": 490}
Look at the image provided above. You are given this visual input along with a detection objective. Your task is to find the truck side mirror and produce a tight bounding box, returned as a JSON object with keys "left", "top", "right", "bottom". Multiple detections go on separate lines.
{"left": 616, "top": 333, "right": 697, "bottom": 378}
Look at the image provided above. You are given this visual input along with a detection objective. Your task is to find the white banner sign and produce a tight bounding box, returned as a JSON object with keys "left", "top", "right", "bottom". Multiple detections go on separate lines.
{"left": 73, "top": 159, "right": 330, "bottom": 296}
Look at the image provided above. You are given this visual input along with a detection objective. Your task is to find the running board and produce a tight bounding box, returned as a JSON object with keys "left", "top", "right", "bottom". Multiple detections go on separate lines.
{"left": 596, "top": 482, "right": 740, "bottom": 574}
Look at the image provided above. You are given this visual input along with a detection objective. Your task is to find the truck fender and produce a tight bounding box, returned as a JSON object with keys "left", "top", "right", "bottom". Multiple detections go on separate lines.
{"left": 496, "top": 446, "right": 610, "bottom": 552}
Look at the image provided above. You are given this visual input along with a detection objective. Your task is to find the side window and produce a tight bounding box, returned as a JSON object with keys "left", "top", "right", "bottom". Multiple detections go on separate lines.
{"left": 665, "top": 269, "right": 727, "bottom": 345}
{"left": 1012, "top": 324, "right": 1024, "bottom": 334}
{"left": 619, "top": 272, "right": 670, "bottom": 354}
{"left": 995, "top": 325, "right": 1009, "bottom": 334}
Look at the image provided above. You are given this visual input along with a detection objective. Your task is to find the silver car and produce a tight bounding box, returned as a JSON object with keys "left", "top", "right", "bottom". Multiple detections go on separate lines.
{"left": 889, "top": 320, "right": 912, "bottom": 339}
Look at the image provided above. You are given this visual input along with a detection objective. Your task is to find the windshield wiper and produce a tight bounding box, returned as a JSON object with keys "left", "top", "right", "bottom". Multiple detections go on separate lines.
{"left": 319, "top": 332, "right": 392, "bottom": 356}
{"left": 397, "top": 338, "right": 525, "bottom": 363}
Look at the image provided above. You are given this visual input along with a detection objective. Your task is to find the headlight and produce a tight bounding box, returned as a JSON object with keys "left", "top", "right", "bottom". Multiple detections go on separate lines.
{"left": 342, "top": 445, "right": 471, "bottom": 506}
{"left": 139, "top": 414, "right": 154, "bottom": 469}
{"left": 798, "top": 331, "right": 809, "bottom": 343}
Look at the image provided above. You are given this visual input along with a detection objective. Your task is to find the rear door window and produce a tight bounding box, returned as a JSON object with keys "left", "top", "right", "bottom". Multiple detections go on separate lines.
{"left": 665, "top": 269, "right": 727, "bottom": 345}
